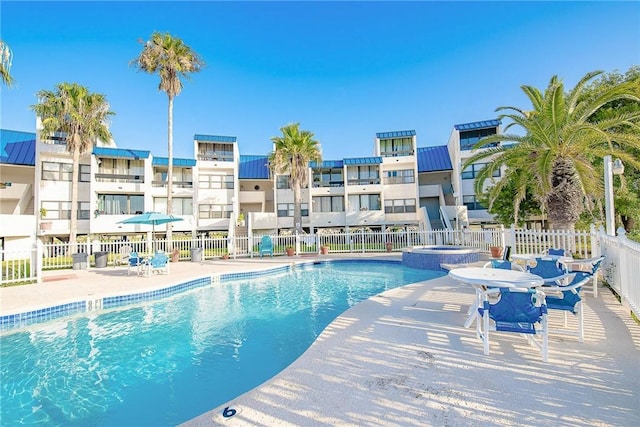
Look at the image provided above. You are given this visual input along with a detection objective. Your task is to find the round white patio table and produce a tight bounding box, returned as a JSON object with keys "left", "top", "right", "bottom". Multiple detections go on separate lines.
{"left": 448, "top": 267, "right": 544, "bottom": 328}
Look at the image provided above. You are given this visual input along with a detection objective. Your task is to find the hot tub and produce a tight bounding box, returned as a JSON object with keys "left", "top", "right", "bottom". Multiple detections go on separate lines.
{"left": 402, "top": 245, "right": 480, "bottom": 271}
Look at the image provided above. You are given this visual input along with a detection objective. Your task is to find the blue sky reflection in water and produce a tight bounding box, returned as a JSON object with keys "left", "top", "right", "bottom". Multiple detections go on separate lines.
{"left": 0, "top": 262, "right": 443, "bottom": 426}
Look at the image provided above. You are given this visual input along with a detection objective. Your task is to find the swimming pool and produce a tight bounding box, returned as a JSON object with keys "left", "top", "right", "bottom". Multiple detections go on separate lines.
{"left": 0, "top": 260, "right": 443, "bottom": 426}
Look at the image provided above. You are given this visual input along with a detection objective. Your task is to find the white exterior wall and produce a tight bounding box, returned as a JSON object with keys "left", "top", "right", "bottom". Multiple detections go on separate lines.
{"left": 2, "top": 122, "right": 504, "bottom": 243}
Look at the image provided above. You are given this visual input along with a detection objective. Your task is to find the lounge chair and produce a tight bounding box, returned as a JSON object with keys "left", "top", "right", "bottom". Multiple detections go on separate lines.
{"left": 144, "top": 252, "right": 169, "bottom": 276}
{"left": 568, "top": 255, "right": 606, "bottom": 297}
{"left": 542, "top": 272, "right": 591, "bottom": 342}
{"left": 544, "top": 247, "right": 571, "bottom": 258}
{"left": 483, "top": 260, "right": 524, "bottom": 271}
{"left": 477, "top": 287, "right": 549, "bottom": 361}
{"left": 527, "top": 258, "right": 570, "bottom": 285}
{"left": 127, "top": 251, "right": 144, "bottom": 275}
{"left": 115, "top": 245, "right": 132, "bottom": 267}
{"left": 259, "top": 235, "right": 274, "bottom": 257}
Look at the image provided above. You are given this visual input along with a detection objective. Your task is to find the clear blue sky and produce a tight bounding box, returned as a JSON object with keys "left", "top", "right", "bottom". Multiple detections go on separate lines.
{"left": 2, "top": 1, "right": 639, "bottom": 160}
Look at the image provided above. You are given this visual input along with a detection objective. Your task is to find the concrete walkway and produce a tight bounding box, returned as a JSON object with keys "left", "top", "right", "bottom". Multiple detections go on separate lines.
{"left": 1, "top": 255, "right": 639, "bottom": 426}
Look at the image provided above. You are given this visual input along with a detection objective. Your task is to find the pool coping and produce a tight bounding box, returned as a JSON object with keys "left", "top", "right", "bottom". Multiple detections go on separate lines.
{"left": 0, "top": 257, "right": 404, "bottom": 333}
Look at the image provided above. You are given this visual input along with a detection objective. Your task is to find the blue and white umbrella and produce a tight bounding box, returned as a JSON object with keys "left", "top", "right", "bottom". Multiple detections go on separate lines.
{"left": 118, "top": 212, "right": 183, "bottom": 251}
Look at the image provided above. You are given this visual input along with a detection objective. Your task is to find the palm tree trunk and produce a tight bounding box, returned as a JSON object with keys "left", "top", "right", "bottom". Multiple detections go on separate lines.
{"left": 166, "top": 95, "right": 174, "bottom": 245}
{"left": 69, "top": 145, "right": 80, "bottom": 248}
{"left": 293, "top": 183, "right": 302, "bottom": 234}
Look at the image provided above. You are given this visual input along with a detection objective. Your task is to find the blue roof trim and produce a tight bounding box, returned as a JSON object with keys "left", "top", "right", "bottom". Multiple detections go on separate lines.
{"left": 376, "top": 130, "right": 416, "bottom": 139}
{"left": 152, "top": 157, "right": 197, "bottom": 167}
{"left": 417, "top": 146, "right": 453, "bottom": 172}
{"left": 93, "top": 147, "right": 150, "bottom": 159}
{"left": 194, "top": 134, "right": 237, "bottom": 143}
{"left": 454, "top": 119, "right": 501, "bottom": 131}
{"left": 343, "top": 157, "right": 382, "bottom": 165}
{"left": 239, "top": 155, "right": 270, "bottom": 179}
{"left": 0, "top": 129, "right": 36, "bottom": 166}
{"left": 309, "top": 160, "right": 343, "bottom": 168}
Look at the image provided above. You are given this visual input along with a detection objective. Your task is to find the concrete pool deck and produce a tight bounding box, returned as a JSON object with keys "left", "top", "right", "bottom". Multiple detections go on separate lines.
{"left": 1, "top": 254, "right": 639, "bottom": 426}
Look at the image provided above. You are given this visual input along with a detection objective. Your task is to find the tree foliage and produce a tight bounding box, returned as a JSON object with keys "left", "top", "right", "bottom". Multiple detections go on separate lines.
{"left": 269, "top": 123, "right": 322, "bottom": 234}
{"left": 464, "top": 69, "right": 640, "bottom": 231}
{"left": 31, "top": 83, "right": 114, "bottom": 244}
{"left": 0, "top": 40, "right": 15, "bottom": 88}
{"left": 131, "top": 32, "right": 204, "bottom": 242}
{"left": 582, "top": 67, "right": 640, "bottom": 238}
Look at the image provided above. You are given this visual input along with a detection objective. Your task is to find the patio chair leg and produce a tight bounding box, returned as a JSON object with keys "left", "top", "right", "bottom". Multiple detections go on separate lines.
{"left": 542, "top": 315, "right": 549, "bottom": 362}
{"left": 578, "top": 302, "right": 584, "bottom": 343}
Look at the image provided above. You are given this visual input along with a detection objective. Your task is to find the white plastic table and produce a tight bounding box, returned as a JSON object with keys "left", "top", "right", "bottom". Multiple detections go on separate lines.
{"left": 448, "top": 267, "right": 544, "bottom": 328}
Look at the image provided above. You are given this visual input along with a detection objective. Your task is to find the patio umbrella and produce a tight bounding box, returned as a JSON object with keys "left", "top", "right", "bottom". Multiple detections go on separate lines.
{"left": 117, "top": 212, "right": 183, "bottom": 252}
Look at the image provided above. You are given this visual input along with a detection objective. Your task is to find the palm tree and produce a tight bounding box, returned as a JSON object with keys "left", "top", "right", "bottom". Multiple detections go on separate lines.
{"left": 131, "top": 32, "right": 204, "bottom": 243}
{"left": 269, "top": 123, "right": 322, "bottom": 234}
{"left": 1, "top": 40, "right": 15, "bottom": 87}
{"left": 464, "top": 70, "right": 640, "bottom": 230}
{"left": 31, "top": 83, "right": 114, "bottom": 245}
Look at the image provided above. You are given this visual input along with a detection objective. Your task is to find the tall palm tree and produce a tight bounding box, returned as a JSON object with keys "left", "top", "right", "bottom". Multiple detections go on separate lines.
{"left": 464, "top": 70, "right": 640, "bottom": 230}
{"left": 131, "top": 32, "right": 204, "bottom": 243}
{"left": 31, "top": 83, "right": 114, "bottom": 245}
{"left": 0, "top": 40, "right": 15, "bottom": 87}
{"left": 269, "top": 123, "right": 322, "bottom": 234}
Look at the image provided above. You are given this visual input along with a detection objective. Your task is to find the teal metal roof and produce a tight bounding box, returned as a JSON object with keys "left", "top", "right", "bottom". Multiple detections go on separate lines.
{"left": 152, "top": 157, "right": 197, "bottom": 167}
{"left": 93, "top": 147, "right": 150, "bottom": 159}
{"left": 194, "top": 134, "right": 237, "bottom": 143}
{"left": 417, "top": 146, "right": 452, "bottom": 172}
{"left": 454, "top": 119, "right": 501, "bottom": 131}
{"left": 376, "top": 130, "right": 416, "bottom": 139}
{"left": 309, "top": 160, "right": 343, "bottom": 168}
{"left": 239, "top": 155, "right": 270, "bottom": 179}
{"left": 0, "top": 129, "right": 36, "bottom": 166}
{"left": 343, "top": 157, "right": 382, "bottom": 165}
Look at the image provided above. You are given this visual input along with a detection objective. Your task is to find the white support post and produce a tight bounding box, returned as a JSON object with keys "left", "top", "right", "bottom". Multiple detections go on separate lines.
{"left": 604, "top": 155, "right": 615, "bottom": 236}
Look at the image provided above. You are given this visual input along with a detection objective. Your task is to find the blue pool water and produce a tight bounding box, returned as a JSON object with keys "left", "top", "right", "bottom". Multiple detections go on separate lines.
{"left": 0, "top": 261, "right": 443, "bottom": 426}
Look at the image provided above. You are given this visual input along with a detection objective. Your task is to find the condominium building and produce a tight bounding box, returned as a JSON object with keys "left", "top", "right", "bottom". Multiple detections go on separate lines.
{"left": 0, "top": 119, "right": 502, "bottom": 250}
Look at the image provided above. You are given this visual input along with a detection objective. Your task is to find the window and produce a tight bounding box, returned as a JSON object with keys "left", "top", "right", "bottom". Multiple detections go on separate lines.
{"left": 198, "top": 174, "right": 234, "bottom": 189}
{"left": 461, "top": 163, "right": 501, "bottom": 180}
{"left": 459, "top": 128, "right": 498, "bottom": 150}
{"left": 313, "top": 196, "right": 344, "bottom": 213}
{"left": 154, "top": 197, "right": 193, "bottom": 215}
{"left": 42, "top": 162, "right": 72, "bottom": 181}
{"left": 96, "top": 158, "right": 144, "bottom": 183}
{"left": 348, "top": 194, "right": 381, "bottom": 211}
{"left": 312, "top": 168, "right": 344, "bottom": 187}
{"left": 41, "top": 201, "right": 90, "bottom": 219}
{"left": 384, "top": 199, "right": 416, "bottom": 213}
{"left": 347, "top": 166, "right": 379, "bottom": 185}
{"left": 197, "top": 143, "right": 233, "bottom": 161}
{"left": 198, "top": 203, "right": 232, "bottom": 219}
{"left": 78, "top": 202, "right": 90, "bottom": 219}
{"left": 383, "top": 169, "right": 415, "bottom": 184}
{"left": 97, "top": 194, "right": 144, "bottom": 215}
{"left": 463, "top": 195, "right": 486, "bottom": 210}
{"left": 153, "top": 167, "right": 193, "bottom": 188}
{"left": 79, "top": 164, "right": 91, "bottom": 182}
{"left": 276, "top": 175, "right": 290, "bottom": 189}
{"left": 379, "top": 137, "right": 413, "bottom": 157}
{"left": 277, "top": 203, "right": 309, "bottom": 217}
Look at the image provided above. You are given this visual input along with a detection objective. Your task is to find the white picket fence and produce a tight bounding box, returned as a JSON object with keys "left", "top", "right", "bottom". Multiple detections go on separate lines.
{"left": 1, "top": 226, "right": 637, "bottom": 318}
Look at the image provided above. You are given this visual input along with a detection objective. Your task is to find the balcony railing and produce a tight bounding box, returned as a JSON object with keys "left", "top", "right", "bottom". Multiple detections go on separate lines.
{"left": 381, "top": 150, "right": 414, "bottom": 157}
{"left": 347, "top": 178, "right": 381, "bottom": 186}
{"left": 151, "top": 180, "right": 193, "bottom": 188}
{"left": 95, "top": 173, "right": 144, "bottom": 183}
